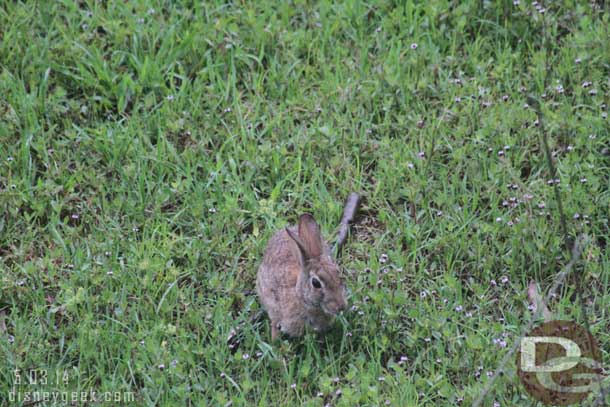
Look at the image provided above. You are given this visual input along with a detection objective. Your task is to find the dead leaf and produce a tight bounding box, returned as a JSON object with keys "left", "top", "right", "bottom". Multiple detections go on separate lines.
{"left": 527, "top": 281, "right": 553, "bottom": 321}
{"left": 0, "top": 309, "right": 6, "bottom": 333}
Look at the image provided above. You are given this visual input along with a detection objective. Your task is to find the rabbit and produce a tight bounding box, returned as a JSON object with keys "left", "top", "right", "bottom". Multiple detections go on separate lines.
{"left": 256, "top": 213, "right": 348, "bottom": 341}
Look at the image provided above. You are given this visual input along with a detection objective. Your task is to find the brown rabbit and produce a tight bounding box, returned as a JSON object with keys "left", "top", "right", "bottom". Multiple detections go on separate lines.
{"left": 256, "top": 213, "right": 347, "bottom": 341}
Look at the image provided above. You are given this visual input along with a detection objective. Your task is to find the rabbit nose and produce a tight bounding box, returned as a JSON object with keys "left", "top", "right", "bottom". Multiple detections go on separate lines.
{"left": 337, "top": 299, "right": 347, "bottom": 313}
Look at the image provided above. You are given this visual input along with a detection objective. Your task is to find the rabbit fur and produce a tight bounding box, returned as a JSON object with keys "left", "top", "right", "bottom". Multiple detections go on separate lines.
{"left": 256, "top": 213, "right": 347, "bottom": 341}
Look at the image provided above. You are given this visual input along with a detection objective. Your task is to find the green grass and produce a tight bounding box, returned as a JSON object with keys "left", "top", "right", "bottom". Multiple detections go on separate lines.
{"left": 1, "top": 0, "right": 609, "bottom": 406}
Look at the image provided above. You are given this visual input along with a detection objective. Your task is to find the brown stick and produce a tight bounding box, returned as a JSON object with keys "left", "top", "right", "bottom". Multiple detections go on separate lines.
{"left": 333, "top": 192, "right": 362, "bottom": 257}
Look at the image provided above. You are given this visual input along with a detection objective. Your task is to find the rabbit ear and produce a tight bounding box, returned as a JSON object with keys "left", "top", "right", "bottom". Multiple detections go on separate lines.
{"left": 286, "top": 214, "right": 323, "bottom": 260}
{"left": 286, "top": 227, "right": 309, "bottom": 262}
{"left": 297, "top": 213, "right": 323, "bottom": 258}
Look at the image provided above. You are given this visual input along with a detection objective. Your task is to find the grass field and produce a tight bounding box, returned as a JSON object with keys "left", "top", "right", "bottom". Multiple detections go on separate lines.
{"left": 1, "top": 1, "right": 609, "bottom": 406}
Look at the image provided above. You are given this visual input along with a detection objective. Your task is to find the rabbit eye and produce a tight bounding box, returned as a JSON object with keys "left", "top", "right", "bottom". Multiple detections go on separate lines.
{"left": 311, "top": 277, "right": 322, "bottom": 289}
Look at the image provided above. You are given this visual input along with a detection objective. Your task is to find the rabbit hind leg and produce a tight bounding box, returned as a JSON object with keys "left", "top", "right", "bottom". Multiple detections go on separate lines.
{"left": 271, "top": 320, "right": 280, "bottom": 342}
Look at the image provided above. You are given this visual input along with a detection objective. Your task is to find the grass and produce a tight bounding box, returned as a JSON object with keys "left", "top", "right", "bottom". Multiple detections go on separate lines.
{"left": 0, "top": 0, "right": 609, "bottom": 406}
